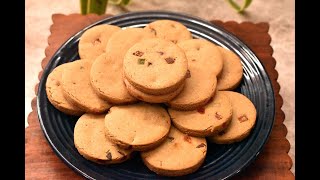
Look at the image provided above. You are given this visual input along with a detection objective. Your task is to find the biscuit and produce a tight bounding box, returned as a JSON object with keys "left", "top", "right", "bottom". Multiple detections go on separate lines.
{"left": 104, "top": 103, "right": 171, "bottom": 151}
{"left": 61, "top": 60, "right": 111, "bottom": 113}
{"left": 208, "top": 91, "right": 257, "bottom": 144}
{"left": 45, "top": 63, "right": 84, "bottom": 116}
{"left": 105, "top": 28, "right": 156, "bottom": 60}
{"left": 90, "top": 53, "right": 138, "bottom": 104}
{"left": 144, "top": 20, "right": 192, "bottom": 44}
{"left": 216, "top": 47, "right": 243, "bottom": 90}
{"left": 124, "top": 77, "right": 184, "bottom": 103}
{"left": 141, "top": 126, "right": 207, "bottom": 176}
{"left": 167, "top": 39, "right": 222, "bottom": 110}
{"left": 74, "top": 113, "right": 132, "bottom": 164}
{"left": 123, "top": 38, "right": 188, "bottom": 95}
{"left": 90, "top": 28, "right": 155, "bottom": 104}
{"left": 78, "top": 24, "right": 120, "bottom": 60}
{"left": 168, "top": 91, "right": 232, "bottom": 137}
{"left": 178, "top": 39, "right": 223, "bottom": 76}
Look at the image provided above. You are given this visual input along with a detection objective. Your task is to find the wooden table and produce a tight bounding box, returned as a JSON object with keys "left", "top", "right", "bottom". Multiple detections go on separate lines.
{"left": 25, "top": 14, "right": 294, "bottom": 179}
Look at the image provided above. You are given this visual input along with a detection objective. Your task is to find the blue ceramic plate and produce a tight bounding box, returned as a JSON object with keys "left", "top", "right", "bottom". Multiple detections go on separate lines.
{"left": 37, "top": 11, "right": 275, "bottom": 179}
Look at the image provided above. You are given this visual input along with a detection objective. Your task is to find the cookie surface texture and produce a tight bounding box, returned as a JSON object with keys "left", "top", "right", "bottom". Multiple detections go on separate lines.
{"left": 216, "top": 47, "right": 243, "bottom": 90}
{"left": 123, "top": 38, "right": 188, "bottom": 95}
{"left": 105, "top": 103, "right": 171, "bottom": 151}
{"left": 169, "top": 91, "right": 232, "bottom": 137}
{"left": 141, "top": 126, "right": 207, "bottom": 176}
{"left": 79, "top": 24, "right": 120, "bottom": 60}
{"left": 90, "top": 53, "right": 137, "bottom": 104}
{"left": 62, "top": 60, "right": 111, "bottom": 113}
{"left": 168, "top": 39, "right": 222, "bottom": 110}
{"left": 208, "top": 91, "right": 257, "bottom": 144}
{"left": 144, "top": 20, "right": 192, "bottom": 43}
{"left": 46, "top": 63, "right": 84, "bottom": 116}
{"left": 74, "top": 113, "right": 132, "bottom": 164}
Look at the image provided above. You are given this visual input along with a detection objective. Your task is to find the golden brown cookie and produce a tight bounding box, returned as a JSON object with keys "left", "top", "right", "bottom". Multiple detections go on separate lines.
{"left": 208, "top": 91, "right": 257, "bottom": 144}
{"left": 141, "top": 126, "right": 207, "bottom": 176}
{"left": 217, "top": 47, "right": 243, "bottom": 90}
{"left": 123, "top": 38, "right": 188, "bottom": 95}
{"left": 90, "top": 53, "right": 138, "bottom": 104}
{"left": 45, "top": 63, "right": 84, "bottom": 116}
{"left": 178, "top": 39, "right": 223, "bottom": 75}
{"left": 105, "top": 27, "right": 155, "bottom": 61}
{"left": 104, "top": 103, "right": 171, "bottom": 151}
{"left": 74, "top": 113, "right": 132, "bottom": 164}
{"left": 124, "top": 77, "right": 185, "bottom": 103}
{"left": 90, "top": 28, "right": 155, "bottom": 104}
{"left": 144, "top": 20, "right": 192, "bottom": 44}
{"left": 168, "top": 91, "right": 232, "bottom": 137}
{"left": 167, "top": 39, "right": 222, "bottom": 110}
{"left": 61, "top": 60, "right": 111, "bottom": 113}
{"left": 78, "top": 24, "right": 120, "bottom": 60}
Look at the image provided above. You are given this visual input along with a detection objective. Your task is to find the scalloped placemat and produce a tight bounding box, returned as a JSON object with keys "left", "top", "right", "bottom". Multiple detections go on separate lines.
{"left": 25, "top": 14, "right": 294, "bottom": 179}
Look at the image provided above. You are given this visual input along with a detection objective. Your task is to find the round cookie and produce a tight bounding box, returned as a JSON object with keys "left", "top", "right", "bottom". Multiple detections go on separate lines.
{"left": 167, "top": 39, "right": 223, "bottom": 110}
{"left": 123, "top": 38, "right": 188, "bottom": 95}
{"left": 144, "top": 20, "right": 192, "bottom": 44}
{"left": 62, "top": 60, "right": 111, "bottom": 113}
{"left": 79, "top": 24, "right": 120, "bottom": 60}
{"left": 124, "top": 77, "right": 185, "bottom": 103}
{"left": 90, "top": 53, "right": 137, "bottom": 104}
{"left": 217, "top": 47, "right": 243, "bottom": 90}
{"left": 178, "top": 39, "right": 223, "bottom": 76}
{"left": 79, "top": 24, "right": 121, "bottom": 60}
{"left": 90, "top": 28, "right": 155, "bottom": 104}
{"left": 46, "top": 63, "right": 84, "bottom": 116}
{"left": 104, "top": 103, "right": 171, "bottom": 151}
{"left": 74, "top": 113, "right": 132, "bottom": 164}
{"left": 208, "top": 91, "right": 257, "bottom": 144}
{"left": 141, "top": 126, "right": 207, "bottom": 176}
{"left": 105, "top": 28, "right": 156, "bottom": 60}
{"left": 168, "top": 91, "right": 232, "bottom": 137}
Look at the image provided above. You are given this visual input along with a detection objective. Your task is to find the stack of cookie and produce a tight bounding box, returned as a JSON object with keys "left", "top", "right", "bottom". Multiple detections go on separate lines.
{"left": 45, "top": 19, "right": 257, "bottom": 177}
{"left": 123, "top": 38, "right": 188, "bottom": 103}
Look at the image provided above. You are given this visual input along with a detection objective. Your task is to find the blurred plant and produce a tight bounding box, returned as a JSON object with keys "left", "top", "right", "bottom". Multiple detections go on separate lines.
{"left": 80, "top": 0, "right": 131, "bottom": 15}
{"left": 227, "top": 0, "right": 253, "bottom": 13}
{"left": 80, "top": 0, "right": 252, "bottom": 15}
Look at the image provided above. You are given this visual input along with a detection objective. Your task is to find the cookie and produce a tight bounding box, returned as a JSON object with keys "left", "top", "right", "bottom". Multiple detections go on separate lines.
{"left": 74, "top": 113, "right": 132, "bottom": 164}
{"left": 104, "top": 103, "right": 171, "bottom": 151}
{"left": 78, "top": 24, "right": 120, "bottom": 60}
{"left": 208, "top": 91, "right": 257, "bottom": 144}
{"left": 45, "top": 63, "right": 84, "bottom": 116}
{"left": 141, "top": 126, "right": 207, "bottom": 176}
{"left": 90, "top": 53, "right": 137, "bottom": 104}
{"left": 123, "top": 38, "right": 188, "bottom": 95}
{"left": 124, "top": 77, "right": 185, "bottom": 103}
{"left": 168, "top": 91, "right": 232, "bottom": 137}
{"left": 61, "top": 60, "right": 111, "bottom": 113}
{"left": 144, "top": 20, "right": 192, "bottom": 44}
{"left": 216, "top": 47, "right": 243, "bottom": 90}
{"left": 179, "top": 39, "right": 223, "bottom": 76}
{"left": 167, "top": 39, "right": 222, "bottom": 110}
{"left": 105, "top": 28, "right": 156, "bottom": 60}
{"left": 90, "top": 28, "right": 155, "bottom": 104}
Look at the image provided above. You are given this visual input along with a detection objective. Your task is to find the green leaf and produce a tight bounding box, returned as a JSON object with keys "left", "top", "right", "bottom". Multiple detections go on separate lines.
{"left": 109, "top": 0, "right": 122, "bottom": 4}
{"left": 86, "top": 0, "right": 108, "bottom": 15}
{"left": 109, "top": 0, "right": 131, "bottom": 6}
{"left": 120, "top": 0, "right": 131, "bottom": 6}
{"left": 227, "top": 0, "right": 253, "bottom": 13}
{"left": 80, "top": 0, "right": 88, "bottom": 14}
